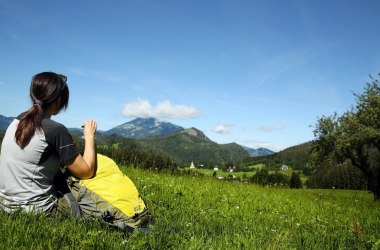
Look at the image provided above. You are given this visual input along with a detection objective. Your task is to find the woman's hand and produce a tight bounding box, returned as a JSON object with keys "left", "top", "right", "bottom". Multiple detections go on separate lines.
{"left": 83, "top": 119, "right": 97, "bottom": 140}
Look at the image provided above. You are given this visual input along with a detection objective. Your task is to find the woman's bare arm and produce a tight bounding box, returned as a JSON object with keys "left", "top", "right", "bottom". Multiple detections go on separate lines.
{"left": 67, "top": 119, "right": 97, "bottom": 179}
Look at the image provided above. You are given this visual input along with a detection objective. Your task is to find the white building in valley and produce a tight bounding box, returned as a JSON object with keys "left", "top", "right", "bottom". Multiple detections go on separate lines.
{"left": 190, "top": 161, "right": 195, "bottom": 169}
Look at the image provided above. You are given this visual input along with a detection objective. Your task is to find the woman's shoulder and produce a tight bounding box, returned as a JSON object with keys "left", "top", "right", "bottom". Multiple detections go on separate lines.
{"left": 41, "top": 118, "right": 70, "bottom": 135}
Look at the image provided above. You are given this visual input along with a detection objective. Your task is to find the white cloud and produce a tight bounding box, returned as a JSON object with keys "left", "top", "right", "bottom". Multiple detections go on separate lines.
{"left": 122, "top": 98, "right": 200, "bottom": 119}
{"left": 212, "top": 124, "right": 233, "bottom": 134}
{"left": 258, "top": 124, "right": 285, "bottom": 132}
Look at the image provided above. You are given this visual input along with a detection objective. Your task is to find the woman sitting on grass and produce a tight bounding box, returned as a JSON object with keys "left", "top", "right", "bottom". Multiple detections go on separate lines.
{"left": 0, "top": 72, "right": 97, "bottom": 217}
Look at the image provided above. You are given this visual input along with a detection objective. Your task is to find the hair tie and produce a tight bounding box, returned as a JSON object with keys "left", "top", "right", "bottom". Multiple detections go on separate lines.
{"left": 34, "top": 100, "right": 43, "bottom": 106}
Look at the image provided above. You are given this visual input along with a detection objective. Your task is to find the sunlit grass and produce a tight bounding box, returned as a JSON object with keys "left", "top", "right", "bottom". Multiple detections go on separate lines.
{"left": 1, "top": 167, "right": 379, "bottom": 249}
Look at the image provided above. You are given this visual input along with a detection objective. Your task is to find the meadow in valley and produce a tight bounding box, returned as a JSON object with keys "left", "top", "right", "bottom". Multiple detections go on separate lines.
{"left": 1, "top": 166, "right": 379, "bottom": 249}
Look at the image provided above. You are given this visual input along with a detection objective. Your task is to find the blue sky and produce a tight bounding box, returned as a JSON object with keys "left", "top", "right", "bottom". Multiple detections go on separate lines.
{"left": 1, "top": 0, "right": 379, "bottom": 152}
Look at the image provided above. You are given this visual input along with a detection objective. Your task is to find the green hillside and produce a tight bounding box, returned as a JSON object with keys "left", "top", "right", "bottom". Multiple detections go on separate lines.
{"left": 142, "top": 128, "right": 250, "bottom": 166}
{"left": 241, "top": 141, "right": 312, "bottom": 172}
{"left": 276, "top": 142, "right": 312, "bottom": 169}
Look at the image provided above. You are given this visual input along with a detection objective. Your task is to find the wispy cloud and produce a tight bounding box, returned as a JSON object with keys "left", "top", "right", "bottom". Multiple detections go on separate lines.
{"left": 248, "top": 41, "right": 338, "bottom": 89}
{"left": 241, "top": 139, "right": 271, "bottom": 149}
{"left": 258, "top": 124, "right": 285, "bottom": 132}
{"left": 212, "top": 124, "right": 234, "bottom": 134}
{"left": 68, "top": 67, "right": 124, "bottom": 83}
{"left": 122, "top": 98, "right": 200, "bottom": 119}
{"left": 240, "top": 139, "right": 283, "bottom": 152}
{"left": 69, "top": 68, "right": 88, "bottom": 76}
{"left": 254, "top": 48, "right": 315, "bottom": 86}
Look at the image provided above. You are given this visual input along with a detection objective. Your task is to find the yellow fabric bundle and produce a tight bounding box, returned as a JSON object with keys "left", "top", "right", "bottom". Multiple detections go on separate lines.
{"left": 79, "top": 154, "right": 146, "bottom": 217}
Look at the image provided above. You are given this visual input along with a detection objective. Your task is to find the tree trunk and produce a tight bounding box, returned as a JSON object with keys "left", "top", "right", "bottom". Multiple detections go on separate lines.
{"left": 374, "top": 193, "right": 380, "bottom": 201}
{"left": 350, "top": 157, "right": 380, "bottom": 201}
{"left": 373, "top": 188, "right": 380, "bottom": 201}
{"left": 368, "top": 171, "right": 380, "bottom": 201}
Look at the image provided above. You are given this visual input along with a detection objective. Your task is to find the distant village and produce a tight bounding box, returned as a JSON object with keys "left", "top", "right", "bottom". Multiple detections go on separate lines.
{"left": 189, "top": 161, "right": 290, "bottom": 180}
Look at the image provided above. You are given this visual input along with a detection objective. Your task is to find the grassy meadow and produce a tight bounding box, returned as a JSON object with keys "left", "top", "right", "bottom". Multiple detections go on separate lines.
{"left": 1, "top": 166, "right": 380, "bottom": 249}
{"left": 182, "top": 166, "right": 309, "bottom": 184}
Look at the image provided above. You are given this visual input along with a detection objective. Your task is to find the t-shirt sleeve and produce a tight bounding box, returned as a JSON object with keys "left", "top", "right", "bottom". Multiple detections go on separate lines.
{"left": 44, "top": 121, "right": 79, "bottom": 167}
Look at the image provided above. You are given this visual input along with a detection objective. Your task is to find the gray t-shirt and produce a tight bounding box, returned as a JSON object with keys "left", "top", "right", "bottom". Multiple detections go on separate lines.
{"left": 0, "top": 114, "right": 79, "bottom": 213}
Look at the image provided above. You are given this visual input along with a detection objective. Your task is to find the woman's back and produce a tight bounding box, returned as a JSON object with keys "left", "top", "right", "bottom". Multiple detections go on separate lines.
{"left": 0, "top": 115, "right": 77, "bottom": 213}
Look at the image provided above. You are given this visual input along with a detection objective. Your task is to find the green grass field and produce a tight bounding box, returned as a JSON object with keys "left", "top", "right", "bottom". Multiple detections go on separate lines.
{"left": 1, "top": 167, "right": 379, "bottom": 249}
{"left": 181, "top": 166, "right": 309, "bottom": 183}
{"left": 183, "top": 167, "right": 256, "bottom": 178}
{"left": 181, "top": 163, "right": 264, "bottom": 178}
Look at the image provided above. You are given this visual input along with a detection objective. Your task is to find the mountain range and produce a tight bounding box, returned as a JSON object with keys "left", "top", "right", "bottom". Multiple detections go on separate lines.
{"left": 241, "top": 146, "right": 274, "bottom": 157}
{"left": 101, "top": 117, "right": 274, "bottom": 157}
{"left": 0, "top": 115, "right": 274, "bottom": 160}
{"left": 104, "top": 117, "right": 184, "bottom": 138}
{"left": 0, "top": 115, "right": 15, "bottom": 130}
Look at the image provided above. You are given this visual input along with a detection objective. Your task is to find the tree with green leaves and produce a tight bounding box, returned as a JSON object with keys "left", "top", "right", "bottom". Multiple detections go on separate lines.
{"left": 311, "top": 74, "right": 380, "bottom": 200}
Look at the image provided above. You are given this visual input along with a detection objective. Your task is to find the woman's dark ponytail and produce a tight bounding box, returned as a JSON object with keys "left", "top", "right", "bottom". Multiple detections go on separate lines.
{"left": 15, "top": 72, "right": 69, "bottom": 149}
